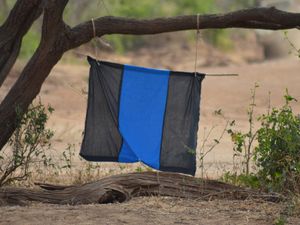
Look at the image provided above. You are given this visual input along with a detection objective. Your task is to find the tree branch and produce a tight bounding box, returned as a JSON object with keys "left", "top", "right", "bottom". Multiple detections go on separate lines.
{"left": 66, "top": 7, "right": 300, "bottom": 50}
{"left": 40, "top": 0, "right": 69, "bottom": 46}
{"left": 0, "top": 0, "right": 43, "bottom": 87}
{"left": 0, "top": 0, "right": 69, "bottom": 151}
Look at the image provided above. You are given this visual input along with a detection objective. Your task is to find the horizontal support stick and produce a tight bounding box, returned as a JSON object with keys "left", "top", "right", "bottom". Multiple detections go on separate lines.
{"left": 206, "top": 74, "right": 239, "bottom": 76}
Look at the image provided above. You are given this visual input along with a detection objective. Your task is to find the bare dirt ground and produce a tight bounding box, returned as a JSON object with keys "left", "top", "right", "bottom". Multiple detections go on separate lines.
{"left": 1, "top": 36, "right": 300, "bottom": 224}
{"left": 1, "top": 197, "right": 300, "bottom": 225}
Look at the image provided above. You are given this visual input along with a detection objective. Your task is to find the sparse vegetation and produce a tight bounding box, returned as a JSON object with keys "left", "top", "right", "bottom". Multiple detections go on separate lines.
{"left": 224, "top": 87, "right": 300, "bottom": 196}
{"left": 227, "top": 83, "right": 259, "bottom": 176}
{"left": 255, "top": 90, "right": 300, "bottom": 193}
{"left": 186, "top": 108, "right": 229, "bottom": 179}
{"left": 284, "top": 31, "right": 300, "bottom": 58}
{"left": 0, "top": 101, "right": 54, "bottom": 186}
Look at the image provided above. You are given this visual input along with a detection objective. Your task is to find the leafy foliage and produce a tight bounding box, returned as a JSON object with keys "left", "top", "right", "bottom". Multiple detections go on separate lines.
{"left": 255, "top": 91, "right": 300, "bottom": 192}
{"left": 226, "top": 86, "right": 300, "bottom": 194}
{"left": 0, "top": 101, "right": 54, "bottom": 186}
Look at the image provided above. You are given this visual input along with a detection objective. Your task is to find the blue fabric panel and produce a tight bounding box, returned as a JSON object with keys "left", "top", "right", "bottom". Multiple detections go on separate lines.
{"left": 118, "top": 65, "right": 170, "bottom": 169}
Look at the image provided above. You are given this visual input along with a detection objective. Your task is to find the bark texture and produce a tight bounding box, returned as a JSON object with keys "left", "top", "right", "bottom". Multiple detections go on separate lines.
{"left": 0, "top": 0, "right": 43, "bottom": 86}
{"left": 0, "top": 0, "right": 69, "bottom": 150}
{"left": 0, "top": 1, "right": 300, "bottom": 151}
{"left": 0, "top": 172, "right": 283, "bottom": 205}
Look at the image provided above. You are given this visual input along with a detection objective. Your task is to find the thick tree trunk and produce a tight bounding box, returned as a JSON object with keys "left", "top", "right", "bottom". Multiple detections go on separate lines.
{"left": 0, "top": 2, "right": 300, "bottom": 151}
{"left": 0, "top": 0, "right": 68, "bottom": 149}
{"left": 0, "top": 172, "right": 283, "bottom": 205}
{"left": 0, "top": 0, "right": 43, "bottom": 87}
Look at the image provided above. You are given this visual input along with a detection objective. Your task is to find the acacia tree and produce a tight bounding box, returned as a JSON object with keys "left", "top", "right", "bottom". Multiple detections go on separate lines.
{"left": 0, "top": 0, "right": 300, "bottom": 151}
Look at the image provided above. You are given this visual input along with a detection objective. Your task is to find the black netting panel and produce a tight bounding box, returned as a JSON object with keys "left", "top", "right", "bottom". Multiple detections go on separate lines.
{"left": 80, "top": 57, "right": 123, "bottom": 161}
{"left": 160, "top": 72, "right": 205, "bottom": 175}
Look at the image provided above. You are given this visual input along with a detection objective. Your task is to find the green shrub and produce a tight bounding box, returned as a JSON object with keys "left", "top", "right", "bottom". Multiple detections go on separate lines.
{"left": 0, "top": 101, "right": 54, "bottom": 186}
{"left": 254, "top": 91, "right": 300, "bottom": 192}
{"left": 226, "top": 87, "right": 300, "bottom": 193}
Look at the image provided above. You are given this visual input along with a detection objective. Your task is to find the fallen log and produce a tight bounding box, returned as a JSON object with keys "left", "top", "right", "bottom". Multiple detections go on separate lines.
{"left": 0, "top": 171, "right": 283, "bottom": 205}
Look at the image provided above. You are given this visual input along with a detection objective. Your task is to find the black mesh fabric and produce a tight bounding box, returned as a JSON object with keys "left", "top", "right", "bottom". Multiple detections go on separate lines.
{"left": 80, "top": 57, "right": 123, "bottom": 161}
{"left": 80, "top": 57, "right": 205, "bottom": 176}
{"left": 160, "top": 72, "right": 205, "bottom": 175}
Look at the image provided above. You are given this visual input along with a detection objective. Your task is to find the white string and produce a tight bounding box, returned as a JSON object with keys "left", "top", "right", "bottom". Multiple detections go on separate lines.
{"left": 91, "top": 18, "right": 96, "bottom": 38}
{"left": 91, "top": 18, "right": 100, "bottom": 61}
{"left": 193, "top": 14, "right": 238, "bottom": 77}
{"left": 194, "top": 13, "right": 200, "bottom": 77}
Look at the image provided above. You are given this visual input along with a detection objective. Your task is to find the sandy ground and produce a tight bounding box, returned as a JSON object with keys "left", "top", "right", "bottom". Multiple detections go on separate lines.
{"left": 1, "top": 197, "right": 300, "bottom": 225}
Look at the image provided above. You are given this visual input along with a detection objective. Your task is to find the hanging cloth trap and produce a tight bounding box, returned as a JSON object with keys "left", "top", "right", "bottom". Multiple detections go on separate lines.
{"left": 80, "top": 15, "right": 236, "bottom": 176}
{"left": 80, "top": 56, "right": 205, "bottom": 175}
